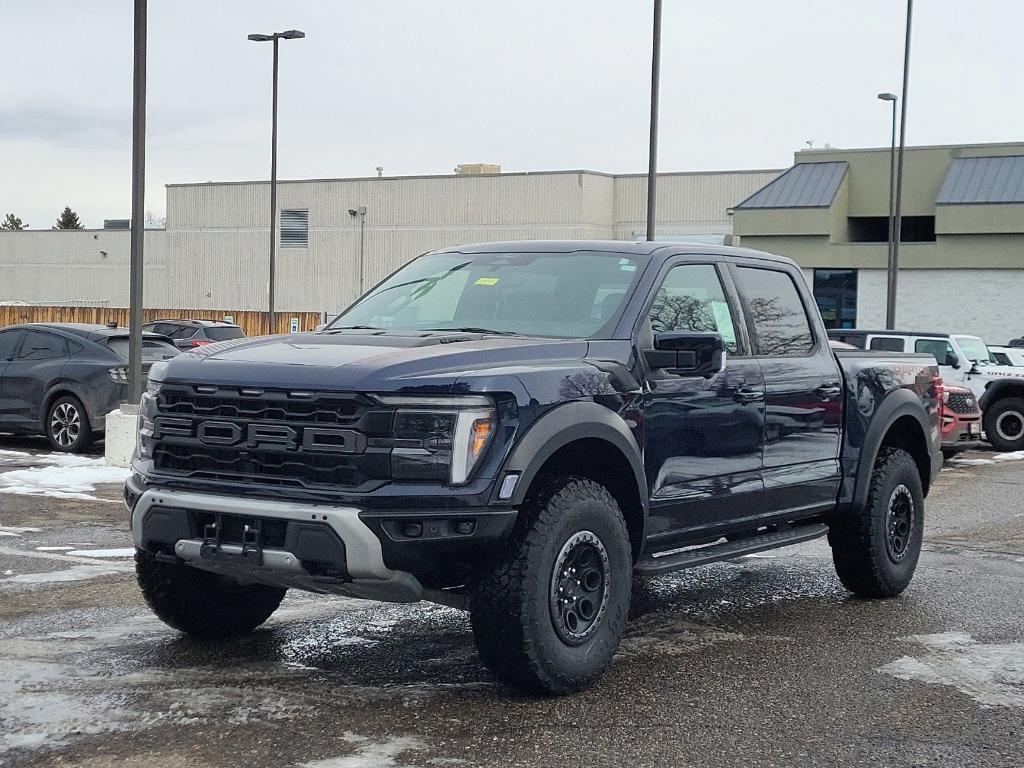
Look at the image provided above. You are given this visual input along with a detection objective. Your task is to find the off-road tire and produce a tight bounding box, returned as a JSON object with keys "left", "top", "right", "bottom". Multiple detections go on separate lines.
{"left": 46, "top": 395, "right": 93, "bottom": 453}
{"left": 828, "top": 448, "right": 924, "bottom": 598}
{"left": 470, "top": 475, "right": 632, "bottom": 695}
{"left": 983, "top": 397, "right": 1024, "bottom": 452}
{"left": 136, "top": 549, "right": 286, "bottom": 637}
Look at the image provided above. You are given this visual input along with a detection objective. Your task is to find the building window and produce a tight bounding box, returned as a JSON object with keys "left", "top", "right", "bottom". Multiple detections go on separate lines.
{"left": 280, "top": 209, "right": 309, "bottom": 249}
{"left": 813, "top": 269, "right": 857, "bottom": 329}
{"left": 847, "top": 216, "right": 935, "bottom": 243}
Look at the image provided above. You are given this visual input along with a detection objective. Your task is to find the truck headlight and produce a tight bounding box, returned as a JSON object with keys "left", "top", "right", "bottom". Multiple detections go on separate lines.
{"left": 378, "top": 395, "right": 496, "bottom": 485}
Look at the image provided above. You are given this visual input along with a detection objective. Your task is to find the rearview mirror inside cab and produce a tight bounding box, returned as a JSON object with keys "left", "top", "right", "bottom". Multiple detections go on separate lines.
{"left": 644, "top": 331, "right": 725, "bottom": 377}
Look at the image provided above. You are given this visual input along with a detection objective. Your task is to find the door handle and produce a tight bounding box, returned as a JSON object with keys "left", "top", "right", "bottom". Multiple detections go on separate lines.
{"left": 733, "top": 387, "right": 765, "bottom": 404}
{"left": 815, "top": 383, "right": 843, "bottom": 400}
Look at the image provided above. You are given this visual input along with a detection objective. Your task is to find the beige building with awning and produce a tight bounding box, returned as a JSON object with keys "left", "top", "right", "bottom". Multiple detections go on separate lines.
{"left": 731, "top": 142, "right": 1024, "bottom": 343}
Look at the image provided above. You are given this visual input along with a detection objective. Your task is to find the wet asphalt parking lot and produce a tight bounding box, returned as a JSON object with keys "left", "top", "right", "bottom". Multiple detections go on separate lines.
{"left": 0, "top": 434, "right": 1022, "bottom": 768}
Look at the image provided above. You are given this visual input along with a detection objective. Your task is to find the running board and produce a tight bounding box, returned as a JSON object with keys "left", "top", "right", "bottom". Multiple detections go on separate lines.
{"left": 636, "top": 523, "right": 829, "bottom": 576}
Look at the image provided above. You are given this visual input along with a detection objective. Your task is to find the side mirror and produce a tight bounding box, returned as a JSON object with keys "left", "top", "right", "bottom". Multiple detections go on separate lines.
{"left": 314, "top": 323, "right": 327, "bottom": 332}
{"left": 644, "top": 332, "right": 726, "bottom": 377}
{"left": 945, "top": 353, "right": 960, "bottom": 369}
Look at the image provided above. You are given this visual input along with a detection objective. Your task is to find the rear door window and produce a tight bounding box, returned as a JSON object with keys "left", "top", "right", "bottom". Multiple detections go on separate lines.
{"left": 869, "top": 336, "right": 905, "bottom": 352}
{"left": 16, "top": 331, "right": 68, "bottom": 360}
{"left": 734, "top": 267, "right": 814, "bottom": 356}
{"left": 105, "top": 338, "right": 179, "bottom": 361}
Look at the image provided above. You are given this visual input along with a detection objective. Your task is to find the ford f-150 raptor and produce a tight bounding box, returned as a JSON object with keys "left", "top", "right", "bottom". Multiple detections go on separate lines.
{"left": 125, "top": 241, "right": 941, "bottom": 694}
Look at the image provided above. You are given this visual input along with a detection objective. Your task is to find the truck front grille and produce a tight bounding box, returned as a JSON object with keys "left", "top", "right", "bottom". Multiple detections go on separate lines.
{"left": 150, "top": 385, "right": 393, "bottom": 490}
{"left": 945, "top": 392, "right": 979, "bottom": 414}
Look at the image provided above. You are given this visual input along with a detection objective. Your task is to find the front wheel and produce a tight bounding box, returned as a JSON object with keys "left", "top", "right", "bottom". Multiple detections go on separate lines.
{"left": 470, "top": 475, "right": 632, "bottom": 694}
{"left": 828, "top": 447, "right": 924, "bottom": 598}
{"left": 136, "top": 550, "right": 286, "bottom": 637}
{"left": 983, "top": 397, "right": 1024, "bottom": 452}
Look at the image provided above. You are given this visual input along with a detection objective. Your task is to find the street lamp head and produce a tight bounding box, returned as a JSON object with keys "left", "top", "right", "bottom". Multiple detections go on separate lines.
{"left": 248, "top": 30, "right": 304, "bottom": 42}
{"left": 877, "top": 92, "right": 898, "bottom": 102}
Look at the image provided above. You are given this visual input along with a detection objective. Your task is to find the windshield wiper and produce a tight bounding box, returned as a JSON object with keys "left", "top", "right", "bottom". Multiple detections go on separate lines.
{"left": 325, "top": 325, "right": 384, "bottom": 332}
{"left": 425, "top": 326, "right": 519, "bottom": 336}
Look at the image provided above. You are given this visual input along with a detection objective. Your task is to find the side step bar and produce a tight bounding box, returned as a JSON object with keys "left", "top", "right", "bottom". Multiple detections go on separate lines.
{"left": 636, "top": 523, "right": 829, "bottom": 577}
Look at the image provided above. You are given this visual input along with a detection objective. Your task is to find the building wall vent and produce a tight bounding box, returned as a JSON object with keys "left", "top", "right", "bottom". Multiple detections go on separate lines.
{"left": 280, "top": 208, "right": 309, "bottom": 249}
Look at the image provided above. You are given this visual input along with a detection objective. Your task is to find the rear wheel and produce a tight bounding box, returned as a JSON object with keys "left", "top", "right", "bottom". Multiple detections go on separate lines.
{"left": 983, "top": 397, "right": 1024, "bottom": 452}
{"left": 470, "top": 475, "right": 631, "bottom": 694}
{"left": 46, "top": 395, "right": 93, "bottom": 453}
{"left": 829, "top": 448, "right": 924, "bottom": 598}
{"left": 136, "top": 550, "right": 286, "bottom": 637}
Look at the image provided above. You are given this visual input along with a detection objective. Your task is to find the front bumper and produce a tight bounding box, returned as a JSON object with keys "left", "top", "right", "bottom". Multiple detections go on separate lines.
{"left": 126, "top": 478, "right": 517, "bottom": 604}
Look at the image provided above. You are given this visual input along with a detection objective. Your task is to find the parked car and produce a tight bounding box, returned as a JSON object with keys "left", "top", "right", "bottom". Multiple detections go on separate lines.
{"left": 0, "top": 323, "right": 178, "bottom": 452}
{"left": 127, "top": 241, "right": 940, "bottom": 694}
{"left": 937, "top": 383, "right": 983, "bottom": 459}
{"left": 988, "top": 345, "right": 1024, "bottom": 368}
{"left": 827, "top": 329, "right": 1024, "bottom": 452}
{"left": 141, "top": 319, "right": 245, "bottom": 350}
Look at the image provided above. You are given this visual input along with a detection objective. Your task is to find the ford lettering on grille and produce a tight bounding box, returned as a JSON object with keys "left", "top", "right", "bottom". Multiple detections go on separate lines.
{"left": 193, "top": 421, "right": 364, "bottom": 454}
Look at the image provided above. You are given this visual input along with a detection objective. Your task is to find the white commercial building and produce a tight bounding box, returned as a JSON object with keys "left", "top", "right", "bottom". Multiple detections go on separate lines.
{"left": 0, "top": 167, "right": 779, "bottom": 315}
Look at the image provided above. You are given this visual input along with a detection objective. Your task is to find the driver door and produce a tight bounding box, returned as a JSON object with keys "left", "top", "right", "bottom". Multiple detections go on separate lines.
{"left": 639, "top": 259, "right": 766, "bottom": 546}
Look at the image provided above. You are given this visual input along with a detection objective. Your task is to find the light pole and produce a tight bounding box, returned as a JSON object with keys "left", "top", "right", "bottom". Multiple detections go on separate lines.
{"left": 889, "top": 0, "right": 913, "bottom": 330}
{"left": 127, "top": 0, "right": 147, "bottom": 404}
{"left": 248, "top": 29, "right": 304, "bottom": 335}
{"left": 645, "top": 0, "right": 662, "bottom": 242}
{"left": 878, "top": 92, "right": 898, "bottom": 329}
{"left": 349, "top": 206, "right": 367, "bottom": 296}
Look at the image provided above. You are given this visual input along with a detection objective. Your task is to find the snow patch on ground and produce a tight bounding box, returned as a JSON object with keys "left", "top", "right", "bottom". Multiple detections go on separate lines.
{"left": 879, "top": 632, "right": 1024, "bottom": 708}
{"left": 65, "top": 548, "right": 135, "bottom": 559}
{"left": 35, "top": 546, "right": 75, "bottom": 552}
{"left": 0, "top": 526, "right": 41, "bottom": 534}
{"left": 949, "top": 457, "right": 995, "bottom": 466}
{"left": 0, "top": 565, "right": 123, "bottom": 587}
{"left": 0, "top": 461, "right": 129, "bottom": 501}
{"left": 992, "top": 451, "right": 1024, "bottom": 461}
{"left": 302, "top": 734, "right": 426, "bottom": 768}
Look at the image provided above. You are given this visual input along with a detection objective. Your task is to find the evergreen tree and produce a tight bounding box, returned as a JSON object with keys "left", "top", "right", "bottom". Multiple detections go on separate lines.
{"left": 54, "top": 207, "right": 84, "bottom": 229}
{"left": 0, "top": 213, "right": 25, "bottom": 230}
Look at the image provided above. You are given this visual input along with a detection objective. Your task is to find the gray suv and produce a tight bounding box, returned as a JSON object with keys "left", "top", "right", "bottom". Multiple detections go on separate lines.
{"left": 0, "top": 323, "right": 178, "bottom": 452}
{"left": 142, "top": 319, "right": 245, "bottom": 350}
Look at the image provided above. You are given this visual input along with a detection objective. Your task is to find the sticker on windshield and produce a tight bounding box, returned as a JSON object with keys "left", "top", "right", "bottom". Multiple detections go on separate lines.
{"left": 474, "top": 277, "right": 499, "bottom": 286}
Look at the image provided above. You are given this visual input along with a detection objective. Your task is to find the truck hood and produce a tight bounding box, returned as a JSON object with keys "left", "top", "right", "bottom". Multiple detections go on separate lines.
{"left": 156, "top": 330, "right": 596, "bottom": 393}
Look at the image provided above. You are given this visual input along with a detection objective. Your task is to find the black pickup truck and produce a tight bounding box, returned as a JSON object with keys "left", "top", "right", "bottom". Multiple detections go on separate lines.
{"left": 126, "top": 241, "right": 941, "bottom": 694}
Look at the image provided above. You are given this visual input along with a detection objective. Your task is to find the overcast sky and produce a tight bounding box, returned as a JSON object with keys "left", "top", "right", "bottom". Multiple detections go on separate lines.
{"left": 2, "top": 1, "right": 1021, "bottom": 228}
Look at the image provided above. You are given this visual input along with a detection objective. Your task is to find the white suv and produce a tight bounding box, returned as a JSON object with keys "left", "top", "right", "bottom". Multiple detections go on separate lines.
{"left": 828, "top": 330, "right": 1024, "bottom": 452}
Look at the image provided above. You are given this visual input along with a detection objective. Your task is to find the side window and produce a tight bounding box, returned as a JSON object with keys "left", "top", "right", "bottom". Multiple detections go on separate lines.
{"left": 0, "top": 330, "right": 23, "bottom": 360}
{"left": 648, "top": 264, "right": 738, "bottom": 354}
{"left": 870, "top": 336, "right": 906, "bottom": 352}
{"left": 915, "top": 338, "right": 953, "bottom": 365}
{"left": 734, "top": 267, "right": 814, "bottom": 356}
{"left": 16, "top": 331, "right": 67, "bottom": 361}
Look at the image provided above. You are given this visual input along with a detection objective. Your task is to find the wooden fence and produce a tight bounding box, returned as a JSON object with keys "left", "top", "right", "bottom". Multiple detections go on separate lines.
{"left": 0, "top": 306, "right": 327, "bottom": 337}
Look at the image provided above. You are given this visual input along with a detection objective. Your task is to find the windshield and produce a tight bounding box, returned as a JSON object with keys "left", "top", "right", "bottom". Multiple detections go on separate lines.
{"left": 328, "top": 250, "right": 644, "bottom": 338}
{"left": 106, "top": 337, "right": 179, "bottom": 362}
{"left": 953, "top": 335, "right": 992, "bottom": 364}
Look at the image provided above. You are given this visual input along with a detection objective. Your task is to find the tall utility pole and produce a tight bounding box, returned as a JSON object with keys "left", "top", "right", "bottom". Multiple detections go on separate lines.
{"left": 127, "top": 0, "right": 147, "bottom": 404}
{"left": 645, "top": 0, "right": 663, "bottom": 242}
{"left": 889, "top": 0, "right": 913, "bottom": 329}
{"left": 249, "top": 29, "right": 305, "bottom": 334}
{"left": 878, "top": 92, "right": 898, "bottom": 327}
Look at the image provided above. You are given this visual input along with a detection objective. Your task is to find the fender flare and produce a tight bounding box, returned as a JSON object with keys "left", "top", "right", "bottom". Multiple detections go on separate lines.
{"left": 497, "top": 401, "right": 649, "bottom": 515}
{"left": 978, "top": 379, "right": 1024, "bottom": 411}
{"left": 849, "top": 388, "right": 934, "bottom": 511}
